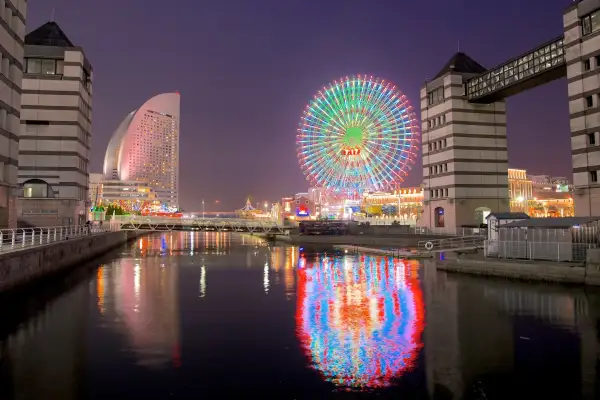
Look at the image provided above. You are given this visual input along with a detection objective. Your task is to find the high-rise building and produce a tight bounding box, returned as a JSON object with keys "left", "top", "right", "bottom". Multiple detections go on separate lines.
{"left": 18, "top": 21, "right": 92, "bottom": 226}
{"left": 104, "top": 93, "right": 180, "bottom": 208}
{"left": 0, "top": 1, "right": 27, "bottom": 228}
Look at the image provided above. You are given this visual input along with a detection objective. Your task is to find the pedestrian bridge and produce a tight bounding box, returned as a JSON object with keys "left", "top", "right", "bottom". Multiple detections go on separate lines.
{"left": 110, "top": 216, "right": 289, "bottom": 234}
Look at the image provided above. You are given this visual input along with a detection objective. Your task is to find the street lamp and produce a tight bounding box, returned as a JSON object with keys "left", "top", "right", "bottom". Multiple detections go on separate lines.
{"left": 202, "top": 199, "right": 205, "bottom": 219}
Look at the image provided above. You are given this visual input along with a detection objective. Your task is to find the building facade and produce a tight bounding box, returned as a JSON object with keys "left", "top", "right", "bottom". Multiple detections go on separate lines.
{"left": 103, "top": 93, "right": 180, "bottom": 209}
{"left": 508, "top": 168, "right": 533, "bottom": 212}
{"left": 419, "top": 53, "right": 509, "bottom": 233}
{"left": 566, "top": 1, "right": 600, "bottom": 216}
{"left": 18, "top": 22, "right": 92, "bottom": 226}
{"left": 0, "top": 0, "right": 26, "bottom": 228}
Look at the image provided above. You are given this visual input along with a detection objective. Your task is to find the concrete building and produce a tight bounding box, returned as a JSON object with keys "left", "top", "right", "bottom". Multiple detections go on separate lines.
{"left": 88, "top": 172, "right": 102, "bottom": 206}
{"left": 103, "top": 93, "right": 180, "bottom": 209}
{"left": 508, "top": 168, "right": 533, "bottom": 213}
{"left": 419, "top": 0, "right": 600, "bottom": 232}
{"left": 567, "top": 1, "right": 600, "bottom": 215}
{"left": 0, "top": 1, "right": 27, "bottom": 228}
{"left": 18, "top": 21, "right": 92, "bottom": 226}
{"left": 420, "top": 53, "right": 509, "bottom": 232}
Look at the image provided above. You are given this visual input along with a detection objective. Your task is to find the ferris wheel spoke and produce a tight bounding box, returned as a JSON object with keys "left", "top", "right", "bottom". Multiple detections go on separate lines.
{"left": 297, "top": 75, "right": 420, "bottom": 194}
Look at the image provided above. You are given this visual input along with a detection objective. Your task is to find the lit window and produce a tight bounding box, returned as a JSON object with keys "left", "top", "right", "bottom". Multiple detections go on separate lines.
{"left": 26, "top": 58, "right": 41, "bottom": 74}
{"left": 41, "top": 59, "right": 55, "bottom": 74}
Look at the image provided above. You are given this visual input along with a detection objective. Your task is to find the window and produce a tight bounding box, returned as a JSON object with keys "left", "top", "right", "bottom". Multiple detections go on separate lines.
{"left": 427, "top": 86, "right": 444, "bottom": 106}
{"left": 26, "top": 58, "right": 40, "bottom": 74}
{"left": 25, "top": 58, "right": 65, "bottom": 75}
{"left": 41, "top": 59, "right": 55, "bottom": 74}
{"left": 444, "top": 188, "right": 448, "bottom": 197}
{"left": 583, "top": 10, "right": 600, "bottom": 36}
{"left": 591, "top": 171, "right": 598, "bottom": 182}
{"left": 596, "top": 56, "right": 600, "bottom": 68}
{"left": 589, "top": 133, "right": 596, "bottom": 145}
{"left": 443, "top": 138, "right": 447, "bottom": 148}
{"left": 584, "top": 59, "right": 591, "bottom": 71}
{"left": 586, "top": 96, "right": 594, "bottom": 108}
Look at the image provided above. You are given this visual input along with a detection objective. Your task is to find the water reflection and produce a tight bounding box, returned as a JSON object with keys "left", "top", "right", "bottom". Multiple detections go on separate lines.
{"left": 296, "top": 253, "right": 424, "bottom": 390}
{"left": 95, "top": 247, "right": 181, "bottom": 369}
{"left": 2, "top": 233, "right": 600, "bottom": 397}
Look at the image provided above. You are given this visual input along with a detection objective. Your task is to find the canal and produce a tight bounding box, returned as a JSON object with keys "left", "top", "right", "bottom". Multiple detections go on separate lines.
{"left": 0, "top": 231, "right": 598, "bottom": 399}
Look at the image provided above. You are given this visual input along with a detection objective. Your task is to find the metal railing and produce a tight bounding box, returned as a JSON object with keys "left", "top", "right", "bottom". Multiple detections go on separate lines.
{"left": 487, "top": 240, "right": 596, "bottom": 262}
{"left": 353, "top": 217, "right": 418, "bottom": 226}
{"left": 411, "top": 226, "right": 486, "bottom": 237}
{"left": 418, "top": 236, "right": 485, "bottom": 253}
{"left": 0, "top": 224, "right": 113, "bottom": 253}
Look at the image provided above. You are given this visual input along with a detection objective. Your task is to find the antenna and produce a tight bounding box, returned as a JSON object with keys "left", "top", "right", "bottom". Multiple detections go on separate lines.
{"left": 457, "top": 39, "right": 460, "bottom": 53}
{"left": 50, "top": 7, "right": 55, "bottom": 21}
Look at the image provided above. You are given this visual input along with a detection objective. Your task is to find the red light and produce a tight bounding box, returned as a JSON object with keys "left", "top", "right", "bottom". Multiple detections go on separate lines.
{"left": 341, "top": 147, "right": 361, "bottom": 156}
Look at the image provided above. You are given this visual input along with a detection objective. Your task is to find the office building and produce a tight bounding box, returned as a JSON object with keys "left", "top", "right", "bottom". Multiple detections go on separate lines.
{"left": 0, "top": 1, "right": 27, "bottom": 228}
{"left": 103, "top": 92, "right": 180, "bottom": 208}
{"left": 18, "top": 21, "right": 92, "bottom": 226}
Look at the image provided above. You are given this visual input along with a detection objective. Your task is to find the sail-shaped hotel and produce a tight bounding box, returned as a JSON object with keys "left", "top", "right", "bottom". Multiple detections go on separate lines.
{"left": 103, "top": 93, "right": 180, "bottom": 208}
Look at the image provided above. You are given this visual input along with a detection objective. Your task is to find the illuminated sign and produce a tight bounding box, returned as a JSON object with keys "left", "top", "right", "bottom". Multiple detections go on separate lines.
{"left": 341, "top": 147, "right": 361, "bottom": 156}
{"left": 296, "top": 206, "right": 309, "bottom": 217}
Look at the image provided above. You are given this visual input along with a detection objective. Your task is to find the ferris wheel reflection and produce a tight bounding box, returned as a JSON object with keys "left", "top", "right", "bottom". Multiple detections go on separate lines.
{"left": 296, "top": 253, "right": 424, "bottom": 390}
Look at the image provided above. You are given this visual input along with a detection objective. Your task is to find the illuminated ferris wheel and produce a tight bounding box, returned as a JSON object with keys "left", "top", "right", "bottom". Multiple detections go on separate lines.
{"left": 296, "top": 75, "right": 420, "bottom": 197}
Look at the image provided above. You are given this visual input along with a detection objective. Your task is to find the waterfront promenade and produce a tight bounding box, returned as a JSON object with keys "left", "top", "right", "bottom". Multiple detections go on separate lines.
{"left": 0, "top": 225, "right": 144, "bottom": 293}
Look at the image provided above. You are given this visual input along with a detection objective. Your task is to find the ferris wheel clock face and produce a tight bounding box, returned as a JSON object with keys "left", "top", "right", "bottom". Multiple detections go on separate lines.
{"left": 296, "top": 75, "right": 420, "bottom": 197}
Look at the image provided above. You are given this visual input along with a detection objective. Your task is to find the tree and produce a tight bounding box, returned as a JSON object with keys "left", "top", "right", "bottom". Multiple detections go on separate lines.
{"left": 105, "top": 204, "right": 127, "bottom": 217}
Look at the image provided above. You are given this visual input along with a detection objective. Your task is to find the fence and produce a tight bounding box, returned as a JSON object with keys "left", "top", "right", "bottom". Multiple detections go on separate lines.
{"left": 486, "top": 240, "right": 595, "bottom": 262}
{"left": 0, "top": 224, "right": 113, "bottom": 253}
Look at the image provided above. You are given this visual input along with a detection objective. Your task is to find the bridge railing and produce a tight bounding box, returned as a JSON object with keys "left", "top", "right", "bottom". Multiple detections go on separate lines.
{"left": 417, "top": 236, "right": 485, "bottom": 253}
{"left": 0, "top": 224, "right": 113, "bottom": 253}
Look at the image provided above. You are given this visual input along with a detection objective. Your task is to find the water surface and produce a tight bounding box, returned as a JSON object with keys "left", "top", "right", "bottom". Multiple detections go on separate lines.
{"left": 0, "top": 232, "right": 598, "bottom": 399}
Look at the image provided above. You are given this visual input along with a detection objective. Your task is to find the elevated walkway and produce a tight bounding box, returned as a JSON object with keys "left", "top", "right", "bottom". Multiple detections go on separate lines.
{"left": 465, "top": 36, "right": 565, "bottom": 103}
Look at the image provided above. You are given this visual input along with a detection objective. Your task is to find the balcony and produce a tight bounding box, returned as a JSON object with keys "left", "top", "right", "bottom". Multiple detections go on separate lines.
{"left": 465, "top": 36, "right": 566, "bottom": 103}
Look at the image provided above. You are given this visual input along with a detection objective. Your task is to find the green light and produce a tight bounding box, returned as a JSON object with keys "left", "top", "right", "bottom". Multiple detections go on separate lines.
{"left": 344, "top": 126, "right": 362, "bottom": 147}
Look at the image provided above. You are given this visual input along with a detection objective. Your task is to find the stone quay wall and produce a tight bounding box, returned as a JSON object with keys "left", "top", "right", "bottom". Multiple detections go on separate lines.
{"left": 437, "top": 248, "right": 600, "bottom": 286}
{"left": 0, "top": 231, "right": 142, "bottom": 293}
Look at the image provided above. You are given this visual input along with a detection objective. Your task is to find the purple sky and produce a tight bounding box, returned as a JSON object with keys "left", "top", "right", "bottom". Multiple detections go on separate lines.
{"left": 29, "top": 0, "right": 571, "bottom": 211}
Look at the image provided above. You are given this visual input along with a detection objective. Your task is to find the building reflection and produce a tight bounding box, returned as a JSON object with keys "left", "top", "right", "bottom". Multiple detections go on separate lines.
{"left": 0, "top": 276, "right": 88, "bottom": 399}
{"left": 422, "top": 259, "right": 600, "bottom": 398}
{"left": 296, "top": 254, "right": 424, "bottom": 390}
{"left": 96, "top": 238, "right": 181, "bottom": 369}
{"left": 130, "top": 231, "right": 242, "bottom": 257}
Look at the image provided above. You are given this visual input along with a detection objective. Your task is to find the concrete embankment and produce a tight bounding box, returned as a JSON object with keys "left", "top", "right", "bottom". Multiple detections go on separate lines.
{"left": 0, "top": 230, "right": 144, "bottom": 293}
{"left": 437, "top": 248, "right": 600, "bottom": 286}
{"left": 262, "top": 234, "right": 442, "bottom": 248}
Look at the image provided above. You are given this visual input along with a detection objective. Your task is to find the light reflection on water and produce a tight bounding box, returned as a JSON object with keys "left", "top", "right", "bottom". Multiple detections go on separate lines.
{"left": 0, "top": 232, "right": 599, "bottom": 398}
{"left": 296, "top": 253, "right": 424, "bottom": 390}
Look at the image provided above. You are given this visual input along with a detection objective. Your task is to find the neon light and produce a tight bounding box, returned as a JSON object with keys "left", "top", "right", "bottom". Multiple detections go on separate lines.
{"left": 296, "top": 75, "right": 420, "bottom": 198}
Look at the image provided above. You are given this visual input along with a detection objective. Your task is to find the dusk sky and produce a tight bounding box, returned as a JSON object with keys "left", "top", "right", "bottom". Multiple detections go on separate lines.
{"left": 29, "top": 0, "right": 571, "bottom": 211}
